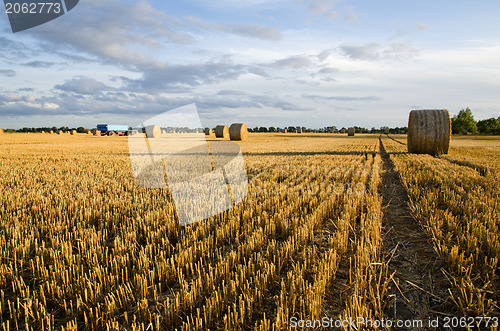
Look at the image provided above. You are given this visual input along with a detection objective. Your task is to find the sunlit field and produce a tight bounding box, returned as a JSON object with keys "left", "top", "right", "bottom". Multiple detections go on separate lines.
{"left": 0, "top": 132, "right": 499, "bottom": 330}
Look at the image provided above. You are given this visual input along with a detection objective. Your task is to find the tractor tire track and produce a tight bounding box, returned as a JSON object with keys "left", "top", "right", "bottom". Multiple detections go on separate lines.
{"left": 379, "top": 137, "right": 456, "bottom": 330}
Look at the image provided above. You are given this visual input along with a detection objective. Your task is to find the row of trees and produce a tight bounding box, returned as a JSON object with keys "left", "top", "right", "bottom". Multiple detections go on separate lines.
{"left": 3, "top": 109, "right": 498, "bottom": 135}
{"left": 10, "top": 126, "right": 90, "bottom": 133}
{"left": 249, "top": 126, "right": 408, "bottom": 134}
{"left": 452, "top": 108, "right": 500, "bottom": 134}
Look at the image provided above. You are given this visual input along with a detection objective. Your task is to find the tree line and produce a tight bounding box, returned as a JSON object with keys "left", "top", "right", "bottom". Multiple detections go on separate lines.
{"left": 452, "top": 107, "right": 500, "bottom": 134}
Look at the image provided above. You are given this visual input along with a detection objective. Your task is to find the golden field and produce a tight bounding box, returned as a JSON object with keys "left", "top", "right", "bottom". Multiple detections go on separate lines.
{"left": 0, "top": 132, "right": 499, "bottom": 330}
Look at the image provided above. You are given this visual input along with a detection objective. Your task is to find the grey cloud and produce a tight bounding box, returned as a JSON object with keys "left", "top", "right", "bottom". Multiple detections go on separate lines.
{"left": 340, "top": 42, "right": 418, "bottom": 61}
{"left": 216, "top": 90, "right": 249, "bottom": 96}
{"left": 29, "top": 0, "right": 192, "bottom": 68}
{"left": 55, "top": 76, "right": 110, "bottom": 95}
{"left": 225, "top": 24, "right": 282, "bottom": 41}
{"left": 186, "top": 16, "right": 282, "bottom": 41}
{"left": 119, "top": 61, "right": 248, "bottom": 92}
{"left": 0, "top": 69, "right": 16, "bottom": 77}
{"left": 22, "top": 61, "right": 56, "bottom": 68}
{"left": 303, "top": 94, "right": 381, "bottom": 102}
{"left": 267, "top": 55, "right": 313, "bottom": 69}
{"left": 18, "top": 87, "right": 34, "bottom": 92}
{"left": 317, "top": 67, "right": 338, "bottom": 74}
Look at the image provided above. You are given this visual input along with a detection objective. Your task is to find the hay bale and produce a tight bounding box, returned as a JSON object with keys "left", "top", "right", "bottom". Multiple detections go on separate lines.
{"left": 0, "top": 129, "right": 4, "bottom": 134}
{"left": 87, "top": 130, "right": 92, "bottom": 135}
{"left": 340, "top": 129, "right": 346, "bottom": 134}
{"left": 229, "top": 123, "right": 248, "bottom": 141}
{"left": 204, "top": 128, "right": 212, "bottom": 135}
{"left": 284, "top": 129, "right": 287, "bottom": 133}
{"left": 41, "top": 131, "right": 45, "bottom": 134}
{"left": 93, "top": 130, "right": 101, "bottom": 136}
{"left": 296, "top": 128, "right": 302, "bottom": 133}
{"left": 347, "top": 127, "right": 355, "bottom": 136}
{"left": 145, "top": 125, "right": 161, "bottom": 139}
{"left": 71, "top": 130, "right": 77, "bottom": 135}
{"left": 215, "top": 125, "right": 229, "bottom": 138}
{"left": 49, "top": 130, "right": 54, "bottom": 134}
{"left": 407, "top": 109, "right": 450, "bottom": 155}
{"left": 58, "top": 130, "right": 64, "bottom": 135}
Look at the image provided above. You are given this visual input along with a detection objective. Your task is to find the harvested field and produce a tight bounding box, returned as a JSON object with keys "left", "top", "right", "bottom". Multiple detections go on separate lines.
{"left": 0, "top": 133, "right": 499, "bottom": 330}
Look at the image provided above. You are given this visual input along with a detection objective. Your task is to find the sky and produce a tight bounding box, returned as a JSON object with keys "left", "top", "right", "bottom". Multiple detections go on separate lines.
{"left": 0, "top": 0, "right": 499, "bottom": 129}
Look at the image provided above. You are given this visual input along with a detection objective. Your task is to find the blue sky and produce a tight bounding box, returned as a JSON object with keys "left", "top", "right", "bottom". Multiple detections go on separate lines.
{"left": 1, "top": 0, "right": 499, "bottom": 129}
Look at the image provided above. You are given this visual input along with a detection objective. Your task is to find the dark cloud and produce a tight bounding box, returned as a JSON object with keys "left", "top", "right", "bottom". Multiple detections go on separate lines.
{"left": 54, "top": 76, "right": 110, "bottom": 95}
{"left": 0, "top": 69, "right": 16, "bottom": 77}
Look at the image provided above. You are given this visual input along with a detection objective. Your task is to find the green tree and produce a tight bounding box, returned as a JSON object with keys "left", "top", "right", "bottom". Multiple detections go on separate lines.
{"left": 451, "top": 107, "right": 477, "bottom": 134}
{"left": 477, "top": 117, "right": 500, "bottom": 134}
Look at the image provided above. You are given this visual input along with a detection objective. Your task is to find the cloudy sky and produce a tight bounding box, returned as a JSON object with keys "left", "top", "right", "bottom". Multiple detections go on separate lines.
{"left": 1, "top": 0, "right": 499, "bottom": 129}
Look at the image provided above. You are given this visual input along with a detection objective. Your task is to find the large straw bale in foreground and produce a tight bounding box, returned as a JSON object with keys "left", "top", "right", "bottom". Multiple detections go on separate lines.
{"left": 347, "top": 127, "right": 355, "bottom": 136}
{"left": 145, "top": 125, "right": 161, "bottom": 139}
{"left": 215, "top": 125, "right": 229, "bottom": 138}
{"left": 407, "top": 109, "right": 450, "bottom": 155}
{"left": 229, "top": 123, "right": 248, "bottom": 141}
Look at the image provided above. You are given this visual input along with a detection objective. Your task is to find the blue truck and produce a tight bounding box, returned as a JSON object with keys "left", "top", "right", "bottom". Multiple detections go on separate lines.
{"left": 96, "top": 124, "right": 130, "bottom": 136}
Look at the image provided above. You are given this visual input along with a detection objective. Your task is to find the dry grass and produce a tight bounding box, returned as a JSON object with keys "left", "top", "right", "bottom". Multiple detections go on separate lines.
{"left": 0, "top": 133, "right": 498, "bottom": 330}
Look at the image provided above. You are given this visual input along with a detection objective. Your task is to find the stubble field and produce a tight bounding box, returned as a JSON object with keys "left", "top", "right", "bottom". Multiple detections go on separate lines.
{"left": 0, "top": 132, "right": 499, "bottom": 330}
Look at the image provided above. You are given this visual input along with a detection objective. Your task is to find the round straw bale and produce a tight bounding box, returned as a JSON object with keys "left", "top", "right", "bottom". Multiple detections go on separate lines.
{"left": 71, "top": 130, "right": 77, "bottom": 135}
{"left": 215, "top": 125, "right": 229, "bottom": 138}
{"left": 347, "top": 127, "right": 355, "bottom": 136}
{"left": 145, "top": 125, "right": 161, "bottom": 138}
{"left": 93, "top": 130, "right": 101, "bottom": 136}
{"left": 58, "top": 130, "right": 64, "bottom": 135}
{"left": 407, "top": 109, "right": 450, "bottom": 155}
{"left": 229, "top": 123, "right": 248, "bottom": 141}
{"left": 50, "top": 130, "right": 54, "bottom": 134}
{"left": 284, "top": 129, "right": 287, "bottom": 133}
{"left": 204, "top": 128, "right": 212, "bottom": 135}
{"left": 296, "top": 128, "right": 302, "bottom": 133}
{"left": 0, "top": 129, "right": 4, "bottom": 134}
{"left": 340, "top": 128, "right": 346, "bottom": 134}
